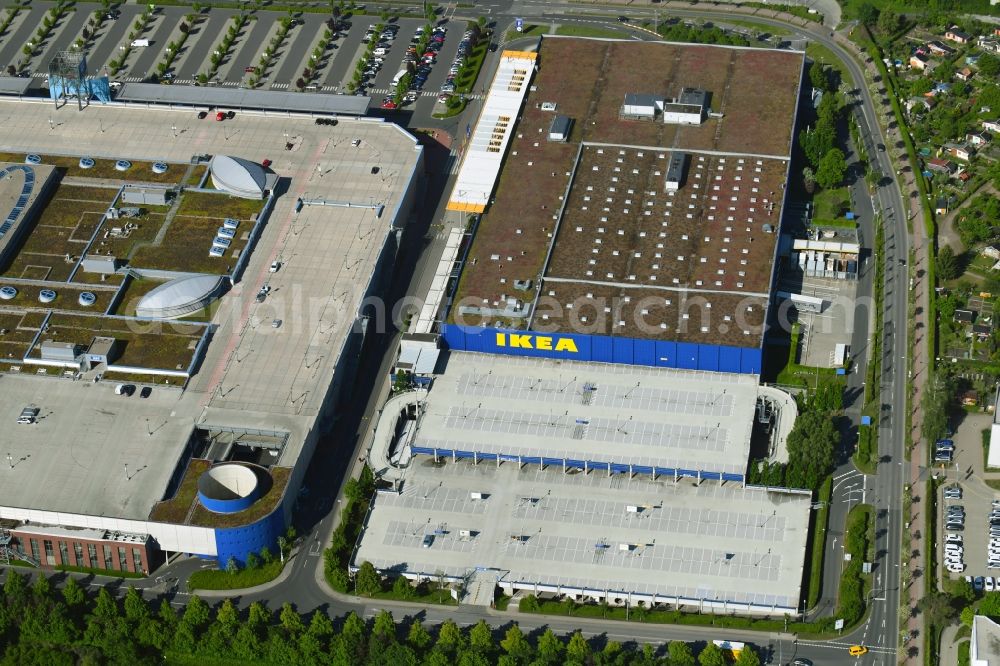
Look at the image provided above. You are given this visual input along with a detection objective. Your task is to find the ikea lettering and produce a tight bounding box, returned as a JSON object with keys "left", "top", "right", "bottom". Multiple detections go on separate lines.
{"left": 495, "top": 332, "right": 579, "bottom": 353}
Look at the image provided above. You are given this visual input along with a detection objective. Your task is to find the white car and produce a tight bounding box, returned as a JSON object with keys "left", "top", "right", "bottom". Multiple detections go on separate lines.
{"left": 948, "top": 563, "right": 967, "bottom": 573}
{"left": 988, "top": 577, "right": 996, "bottom": 592}
{"left": 946, "top": 534, "right": 963, "bottom": 544}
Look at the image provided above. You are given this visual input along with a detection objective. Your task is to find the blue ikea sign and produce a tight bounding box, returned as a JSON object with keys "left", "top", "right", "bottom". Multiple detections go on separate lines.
{"left": 441, "top": 324, "right": 761, "bottom": 375}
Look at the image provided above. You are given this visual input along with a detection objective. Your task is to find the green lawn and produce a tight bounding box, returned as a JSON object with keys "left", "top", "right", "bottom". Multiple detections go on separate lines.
{"left": 812, "top": 186, "right": 851, "bottom": 223}
{"left": 149, "top": 459, "right": 213, "bottom": 523}
{"left": 454, "top": 40, "right": 488, "bottom": 95}
{"left": 189, "top": 467, "right": 291, "bottom": 529}
{"left": 176, "top": 191, "right": 264, "bottom": 219}
{"left": 0, "top": 152, "right": 185, "bottom": 184}
{"left": 554, "top": 25, "right": 624, "bottom": 39}
{"left": 368, "top": 581, "right": 459, "bottom": 606}
{"left": 504, "top": 24, "right": 548, "bottom": 41}
{"left": 189, "top": 559, "right": 283, "bottom": 591}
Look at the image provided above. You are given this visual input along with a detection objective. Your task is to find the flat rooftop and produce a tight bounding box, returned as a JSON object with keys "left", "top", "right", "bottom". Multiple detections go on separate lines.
{"left": 354, "top": 459, "right": 809, "bottom": 609}
{"left": 0, "top": 162, "right": 54, "bottom": 262}
{"left": 0, "top": 374, "right": 191, "bottom": 520}
{"left": 451, "top": 37, "right": 803, "bottom": 346}
{"left": 412, "top": 352, "right": 758, "bottom": 476}
{"left": 0, "top": 99, "right": 422, "bottom": 520}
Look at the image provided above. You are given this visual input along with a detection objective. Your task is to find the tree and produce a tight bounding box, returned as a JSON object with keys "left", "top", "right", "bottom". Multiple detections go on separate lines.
{"left": 815, "top": 148, "right": 847, "bottom": 189}
{"left": 329, "top": 567, "right": 350, "bottom": 592}
{"left": 980, "top": 52, "right": 1000, "bottom": 78}
{"left": 537, "top": 628, "right": 564, "bottom": 663}
{"left": 980, "top": 592, "right": 1000, "bottom": 618}
{"left": 279, "top": 602, "right": 305, "bottom": 636}
{"left": 952, "top": 578, "right": 976, "bottom": 606}
{"left": 799, "top": 123, "right": 835, "bottom": 168}
{"left": 245, "top": 551, "right": 260, "bottom": 570}
{"left": 355, "top": 561, "right": 381, "bottom": 596}
{"left": 735, "top": 646, "right": 762, "bottom": 666}
{"left": 179, "top": 21, "right": 189, "bottom": 34}
{"left": 699, "top": 642, "right": 727, "bottom": 666}
{"left": 392, "top": 576, "right": 413, "bottom": 599}
{"left": 436, "top": 618, "right": 465, "bottom": 655}
{"left": 802, "top": 167, "right": 816, "bottom": 194}
{"left": 937, "top": 245, "right": 960, "bottom": 281}
{"left": 668, "top": 640, "right": 697, "bottom": 666}
{"left": 876, "top": 8, "right": 902, "bottom": 35}
{"left": 785, "top": 408, "right": 837, "bottom": 489}
{"left": 857, "top": 2, "right": 879, "bottom": 25}
{"left": 225, "top": 556, "right": 239, "bottom": 574}
{"left": 407, "top": 619, "right": 432, "bottom": 651}
{"left": 469, "top": 620, "right": 495, "bottom": 656}
{"left": 123, "top": 586, "right": 149, "bottom": 623}
{"left": 500, "top": 624, "right": 533, "bottom": 661}
{"left": 62, "top": 576, "right": 85, "bottom": 608}
{"left": 919, "top": 591, "right": 957, "bottom": 626}
{"left": 566, "top": 631, "right": 591, "bottom": 663}
{"left": 217, "top": 598, "right": 239, "bottom": 628}
{"left": 809, "top": 61, "right": 827, "bottom": 92}
{"left": 372, "top": 609, "right": 395, "bottom": 642}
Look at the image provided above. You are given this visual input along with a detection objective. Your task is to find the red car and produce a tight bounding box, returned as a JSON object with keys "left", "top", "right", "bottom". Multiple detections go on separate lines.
{"left": 380, "top": 100, "right": 397, "bottom": 110}
{"left": 215, "top": 111, "right": 225, "bottom": 121}
{"left": 262, "top": 159, "right": 272, "bottom": 168}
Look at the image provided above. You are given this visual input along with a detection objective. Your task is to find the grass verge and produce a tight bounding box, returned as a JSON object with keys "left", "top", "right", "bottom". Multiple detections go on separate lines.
{"left": 807, "top": 475, "right": 833, "bottom": 609}
{"left": 554, "top": 25, "right": 624, "bottom": 39}
{"left": 55, "top": 564, "right": 145, "bottom": 579}
{"left": 189, "top": 559, "right": 283, "bottom": 591}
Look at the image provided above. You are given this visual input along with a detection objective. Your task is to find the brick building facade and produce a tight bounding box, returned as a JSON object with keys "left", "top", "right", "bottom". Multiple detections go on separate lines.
{"left": 10, "top": 525, "right": 154, "bottom": 575}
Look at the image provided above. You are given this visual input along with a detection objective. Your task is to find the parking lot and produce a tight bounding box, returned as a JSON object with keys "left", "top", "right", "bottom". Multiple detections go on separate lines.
{"left": 0, "top": 3, "right": 481, "bottom": 119}
{"left": 940, "top": 480, "right": 1000, "bottom": 584}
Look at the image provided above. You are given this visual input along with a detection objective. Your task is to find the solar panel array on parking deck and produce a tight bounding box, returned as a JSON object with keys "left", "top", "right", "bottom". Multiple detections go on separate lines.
{"left": 411, "top": 352, "right": 758, "bottom": 476}
{"left": 355, "top": 461, "right": 810, "bottom": 612}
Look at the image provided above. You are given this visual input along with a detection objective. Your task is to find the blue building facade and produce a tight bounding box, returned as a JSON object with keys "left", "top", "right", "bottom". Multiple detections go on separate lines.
{"left": 441, "top": 324, "right": 762, "bottom": 374}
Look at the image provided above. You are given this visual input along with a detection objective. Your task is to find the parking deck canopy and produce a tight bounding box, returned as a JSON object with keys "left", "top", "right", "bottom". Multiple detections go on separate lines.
{"left": 116, "top": 83, "right": 371, "bottom": 116}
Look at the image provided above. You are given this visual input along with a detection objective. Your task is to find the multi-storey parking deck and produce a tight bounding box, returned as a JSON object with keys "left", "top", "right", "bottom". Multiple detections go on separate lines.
{"left": 409, "top": 352, "right": 759, "bottom": 479}
{"left": 0, "top": 100, "right": 422, "bottom": 566}
{"left": 354, "top": 459, "right": 810, "bottom": 615}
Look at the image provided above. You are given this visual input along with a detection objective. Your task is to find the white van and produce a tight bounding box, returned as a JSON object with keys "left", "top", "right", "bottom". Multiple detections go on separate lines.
{"left": 131, "top": 39, "right": 150, "bottom": 47}
{"left": 373, "top": 47, "right": 388, "bottom": 57}
{"left": 392, "top": 69, "right": 408, "bottom": 86}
